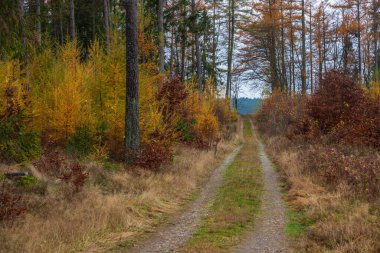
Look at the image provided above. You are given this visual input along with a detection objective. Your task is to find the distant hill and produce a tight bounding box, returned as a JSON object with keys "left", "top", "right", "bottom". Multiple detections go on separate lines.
{"left": 236, "top": 97, "right": 262, "bottom": 115}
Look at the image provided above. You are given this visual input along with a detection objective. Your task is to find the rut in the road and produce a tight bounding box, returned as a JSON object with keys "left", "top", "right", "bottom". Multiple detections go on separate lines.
{"left": 126, "top": 146, "right": 242, "bottom": 253}
{"left": 235, "top": 122, "right": 288, "bottom": 253}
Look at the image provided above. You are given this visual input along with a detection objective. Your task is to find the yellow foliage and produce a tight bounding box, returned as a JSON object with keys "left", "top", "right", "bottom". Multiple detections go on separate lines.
{"left": 32, "top": 41, "right": 93, "bottom": 142}
{"left": 369, "top": 80, "right": 380, "bottom": 97}
{"left": 0, "top": 33, "right": 236, "bottom": 163}
{"left": 0, "top": 60, "right": 27, "bottom": 116}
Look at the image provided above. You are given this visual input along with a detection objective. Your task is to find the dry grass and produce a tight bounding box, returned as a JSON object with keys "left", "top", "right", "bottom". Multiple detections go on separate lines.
{"left": 264, "top": 136, "right": 380, "bottom": 253}
{"left": 0, "top": 139, "right": 238, "bottom": 253}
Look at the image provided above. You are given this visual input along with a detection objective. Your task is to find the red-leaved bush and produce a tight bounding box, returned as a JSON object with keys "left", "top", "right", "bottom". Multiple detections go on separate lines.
{"left": 33, "top": 150, "right": 88, "bottom": 194}
{"left": 0, "top": 182, "right": 26, "bottom": 222}
{"left": 306, "top": 71, "right": 380, "bottom": 147}
{"left": 256, "top": 71, "right": 380, "bottom": 148}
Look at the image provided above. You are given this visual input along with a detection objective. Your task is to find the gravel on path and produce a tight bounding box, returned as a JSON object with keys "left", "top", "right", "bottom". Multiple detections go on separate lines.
{"left": 234, "top": 122, "right": 288, "bottom": 253}
{"left": 126, "top": 145, "right": 242, "bottom": 253}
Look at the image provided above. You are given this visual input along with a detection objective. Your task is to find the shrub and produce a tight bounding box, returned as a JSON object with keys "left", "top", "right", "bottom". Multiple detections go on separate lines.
{"left": 254, "top": 91, "right": 307, "bottom": 138}
{"left": 214, "top": 99, "right": 238, "bottom": 125}
{"left": 194, "top": 112, "right": 219, "bottom": 148}
{"left": 176, "top": 119, "right": 195, "bottom": 142}
{"left": 306, "top": 71, "right": 380, "bottom": 147}
{"left": 256, "top": 71, "right": 380, "bottom": 149}
{"left": 304, "top": 145, "right": 380, "bottom": 198}
{"left": 34, "top": 150, "right": 88, "bottom": 194}
{"left": 0, "top": 114, "right": 41, "bottom": 163}
{"left": 0, "top": 182, "right": 27, "bottom": 222}
{"left": 67, "top": 126, "right": 96, "bottom": 157}
{"left": 16, "top": 175, "right": 47, "bottom": 195}
{"left": 157, "top": 77, "right": 188, "bottom": 118}
{"left": 58, "top": 162, "right": 89, "bottom": 194}
{"left": 135, "top": 140, "right": 172, "bottom": 170}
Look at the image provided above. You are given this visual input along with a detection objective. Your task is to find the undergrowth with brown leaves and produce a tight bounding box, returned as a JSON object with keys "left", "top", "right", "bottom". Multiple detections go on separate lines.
{"left": 255, "top": 71, "right": 380, "bottom": 252}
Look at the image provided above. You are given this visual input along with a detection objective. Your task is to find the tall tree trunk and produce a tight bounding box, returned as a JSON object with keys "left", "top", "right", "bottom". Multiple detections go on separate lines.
{"left": 357, "top": 0, "right": 362, "bottom": 80}
{"left": 373, "top": 0, "right": 379, "bottom": 80}
{"left": 104, "top": 0, "right": 111, "bottom": 51}
{"left": 158, "top": 0, "right": 165, "bottom": 72}
{"left": 333, "top": 25, "right": 338, "bottom": 69}
{"left": 289, "top": 0, "right": 295, "bottom": 94}
{"left": 192, "top": 0, "right": 203, "bottom": 92}
{"left": 202, "top": 17, "right": 207, "bottom": 83}
{"left": 268, "top": 0, "right": 280, "bottom": 92}
{"left": 211, "top": 0, "right": 218, "bottom": 81}
{"left": 70, "top": 0, "right": 76, "bottom": 40}
{"left": 19, "top": 0, "right": 30, "bottom": 98}
{"left": 169, "top": 26, "right": 175, "bottom": 78}
{"left": 180, "top": 3, "right": 186, "bottom": 81}
{"left": 59, "top": 1, "right": 64, "bottom": 44}
{"left": 19, "top": 0, "right": 26, "bottom": 55}
{"left": 309, "top": 1, "right": 313, "bottom": 93}
{"left": 125, "top": 0, "right": 140, "bottom": 163}
{"left": 301, "top": 0, "right": 307, "bottom": 93}
{"left": 280, "top": 0, "right": 288, "bottom": 91}
{"left": 322, "top": 4, "right": 327, "bottom": 73}
{"left": 226, "top": 0, "right": 235, "bottom": 98}
{"left": 36, "top": 0, "right": 42, "bottom": 46}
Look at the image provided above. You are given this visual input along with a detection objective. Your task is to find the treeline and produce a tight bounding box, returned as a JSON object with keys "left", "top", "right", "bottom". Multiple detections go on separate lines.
{"left": 238, "top": 0, "right": 380, "bottom": 93}
{"left": 0, "top": 0, "right": 238, "bottom": 95}
{"left": 0, "top": 0, "right": 239, "bottom": 166}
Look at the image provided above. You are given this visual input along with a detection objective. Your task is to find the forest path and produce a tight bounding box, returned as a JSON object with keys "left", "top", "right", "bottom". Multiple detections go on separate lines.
{"left": 125, "top": 145, "right": 242, "bottom": 253}
{"left": 234, "top": 121, "right": 288, "bottom": 253}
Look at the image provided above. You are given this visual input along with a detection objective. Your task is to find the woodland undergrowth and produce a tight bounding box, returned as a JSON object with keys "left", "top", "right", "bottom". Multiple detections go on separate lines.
{"left": 255, "top": 71, "right": 380, "bottom": 252}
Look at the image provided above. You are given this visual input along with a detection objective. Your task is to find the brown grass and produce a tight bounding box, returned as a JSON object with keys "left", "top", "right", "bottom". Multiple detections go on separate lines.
{"left": 264, "top": 135, "right": 380, "bottom": 253}
{"left": 0, "top": 139, "right": 238, "bottom": 253}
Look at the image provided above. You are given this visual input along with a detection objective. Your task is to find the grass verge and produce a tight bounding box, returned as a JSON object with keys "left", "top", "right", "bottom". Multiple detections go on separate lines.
{"left": 179, "top": 118, "right": 262, "bottom": 253}
{"left": 261, "top": 135, "right": 380, "bottom": 252}
{"left": 0, "top": 138, "right": 238, "bottom": 253}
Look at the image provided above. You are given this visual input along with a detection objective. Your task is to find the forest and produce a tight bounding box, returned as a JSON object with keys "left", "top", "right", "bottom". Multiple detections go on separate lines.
{"left": 0, "top": 0, "right": 379, "bottom": 252}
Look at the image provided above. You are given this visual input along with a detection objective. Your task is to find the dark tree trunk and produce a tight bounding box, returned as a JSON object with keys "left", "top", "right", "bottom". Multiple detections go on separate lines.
{"left": 280, "top": 0, "right": 288, "bottom": 91}
{"left": 373, "top": 0, "right": 379, "bottom": 79}
{"left": 226, "top": 0, "right": 235, "bottom": 98}
{"left": 70, "top": 0, "right": 76, "bottom": 39}
{"left": 104, "top": 0, "right": 111, "bottom": 51}
{"left": 125, "top": 0, "right": 140, "bottom": 163}
{"left": 191, "top": 0, "right": 203, "bottom": 92}
{"left": 158, "top": 0, "right": 165, "bottom": 72}
{"left": 211, "top": 0, "right": 218, "bottom": 81}
{"left": 301, "top": 0, "right": 307, "bottom": 93}
{"left": 268, "top": 0, "right": 280, "bottom": 92}
{"left": 309, "top": 1, "right": 313, "bottom": 93}
{"left": 356, "top": 0, "right": 362, "bottom": 80}
{"left": 36, "top": 0, "right": 42, "bottom": 46}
